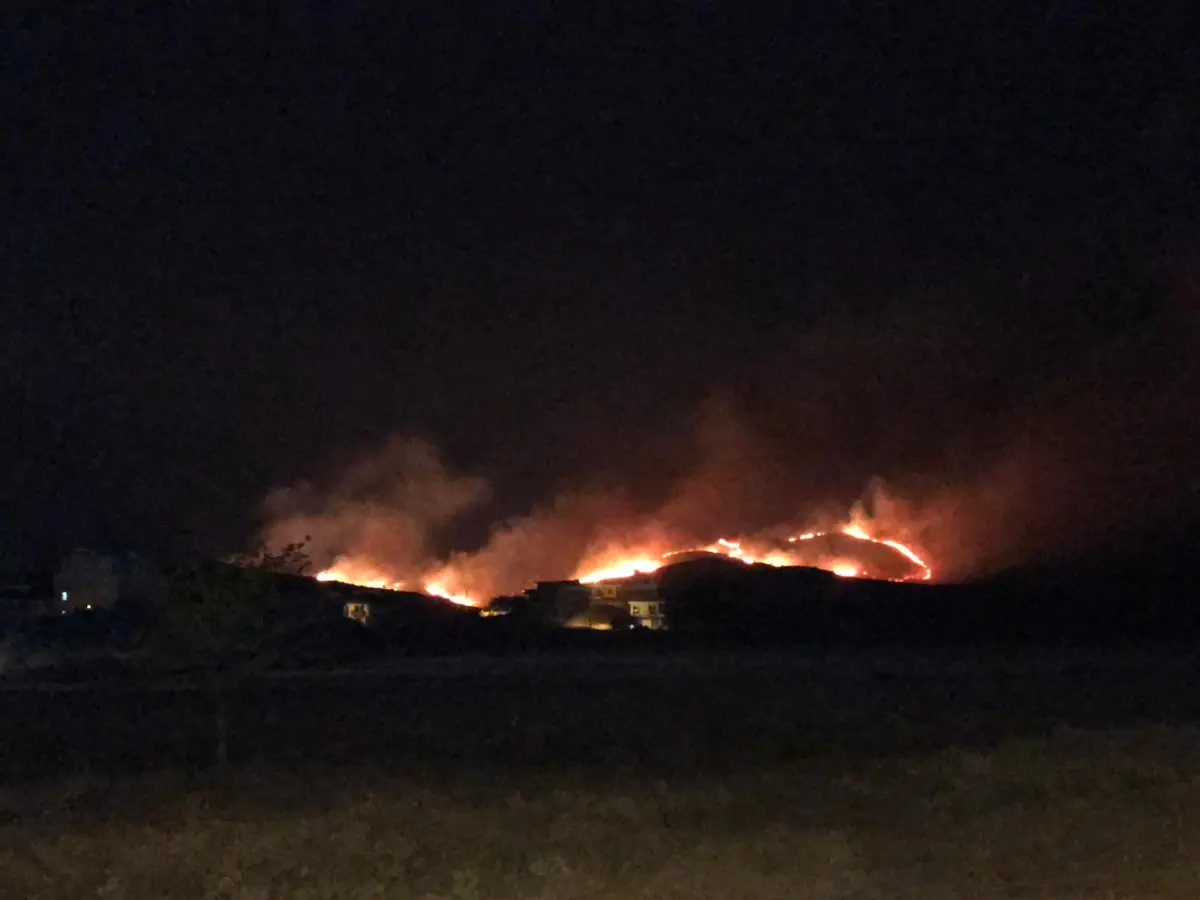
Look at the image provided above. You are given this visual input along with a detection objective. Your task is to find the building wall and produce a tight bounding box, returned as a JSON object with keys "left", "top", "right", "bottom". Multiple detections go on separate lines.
{"left": 522, "top": 578, "right": 670, "bottom": 630}
{"left": 628, "top": 599, "right": 668, "bottom": 630}
{"left": 526, "top": 581, "right": 592, "bottom": 624}
{"left": 587, "top": 578, "right": 657, "bottom": 605}
{"left": 587, "top": 578, "right": 667, "bottom": 629}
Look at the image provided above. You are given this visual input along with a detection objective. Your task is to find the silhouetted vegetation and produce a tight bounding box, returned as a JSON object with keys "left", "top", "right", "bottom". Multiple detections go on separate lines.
{"left": 661, "top": 562, "right": 1200, "bottom": 647}
{"left": 144, "top": 542, "right": 312, "bottom": 772}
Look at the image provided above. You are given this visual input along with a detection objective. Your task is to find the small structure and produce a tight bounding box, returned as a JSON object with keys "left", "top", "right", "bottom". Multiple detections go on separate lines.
{"left": 343, "top": 600, "right": 371, "bottom": 625}
{"left": 628, "top": 597, "right": 668, "bottom": 630}
{"left": 587, "top": 575, "right": 667, "bottom": 630}
{"left": 53, "top": 549, "right": 168, "bottom": 613}
{"left": 525, "top": 580, "right": 593, "bottom": 624}
{"left": 523, "top": 576, "right": 669, "bottom": 630}
{"left": 563, "top": 603, "right": 635, "bottom": 631}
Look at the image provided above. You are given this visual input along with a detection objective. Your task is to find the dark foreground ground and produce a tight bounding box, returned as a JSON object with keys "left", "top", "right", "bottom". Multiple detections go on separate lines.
{"left": 1, "top": 647, "right": 1197, "bottom": 777}
{"left": 1, "top": 648, "right": 1198, "bottom": 897}
{"left": 1, "top": 724, "right": 1198, "bottom": 898}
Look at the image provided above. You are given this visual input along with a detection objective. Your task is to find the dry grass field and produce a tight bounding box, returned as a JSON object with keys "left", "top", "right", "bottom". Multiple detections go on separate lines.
{"left": 1, "top": 649, "right": 1197, "bottom": 897}
{"left": 2, "top": 724, "right": 1198, "bottom": 899}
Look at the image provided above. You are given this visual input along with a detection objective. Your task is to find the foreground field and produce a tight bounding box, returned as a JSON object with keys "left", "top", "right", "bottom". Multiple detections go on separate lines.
{"left": 1, "top": 725, "right": 1198, "bottom": 898}
{"left": 3, "top": 648, "right": 1198, "bottom": 776}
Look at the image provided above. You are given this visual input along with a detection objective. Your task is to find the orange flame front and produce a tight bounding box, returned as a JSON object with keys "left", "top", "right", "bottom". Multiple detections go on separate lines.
{"left": 314, "top": 561, "right": 478, "bottom": 607}
{"left": 315, "top": 514, "right": 932, "bottom": 606}
{"left": 423, "top": 581, "right": 476, "bottom": 607}
{"left": 573, "top": 525, "right": 931, "bottom": 586}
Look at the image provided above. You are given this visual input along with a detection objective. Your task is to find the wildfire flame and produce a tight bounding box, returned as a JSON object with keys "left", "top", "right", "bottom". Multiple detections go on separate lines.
{"left": 423, "top": 581, "right": 476, "bottom": 607}
{"left": 314, "top": 561, "right": 478, "bottom": 607}
{"left": 574, "top": 557, "right": 663, "bottom": 584}
{"left": 315, "top": 514, "right": 932, "bottom": 606}
{"left": 314, "top": 565, "right": 394, "bottom": 591}
{"left": 831, "top": 524, "right": 932, "bottom": 579}
{"left": 574, "top": 525, "right": 931, "bottom": 586}
{"left": 829, "top": 560, "right": 860, "bottom": 578}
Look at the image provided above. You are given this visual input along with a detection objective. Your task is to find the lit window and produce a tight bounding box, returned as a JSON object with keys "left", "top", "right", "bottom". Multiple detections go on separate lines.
{"left": 61, "top": 591, "right": 68, "bottom": 603}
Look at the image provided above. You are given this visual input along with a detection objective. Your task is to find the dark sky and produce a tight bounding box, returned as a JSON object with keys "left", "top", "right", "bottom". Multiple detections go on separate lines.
{"left": 5, "top": 3, "right": 1198, "bottom": 564}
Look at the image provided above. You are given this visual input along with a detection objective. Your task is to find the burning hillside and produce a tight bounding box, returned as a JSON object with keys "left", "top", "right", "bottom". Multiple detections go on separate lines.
{"left": 573, "top": 527, "right": 930, "bottom": 587}
{"left": 262, "top": 402, "right": 941, "bottom": 609}
{"left": 311, "top": 507, "right": 931, "bottom": 607}
{"left": 261, "top": 255, "right": 1200, "bottom": 607}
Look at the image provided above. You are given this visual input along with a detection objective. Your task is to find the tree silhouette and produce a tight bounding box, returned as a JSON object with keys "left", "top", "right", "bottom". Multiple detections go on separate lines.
{"left": 150, "top": 541, "right": 310, "bottom": 773}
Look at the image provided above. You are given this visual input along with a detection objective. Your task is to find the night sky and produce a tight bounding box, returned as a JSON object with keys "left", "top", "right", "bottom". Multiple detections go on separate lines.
{"left": 5, "top": 4, "right": 1199, "bottom": 569}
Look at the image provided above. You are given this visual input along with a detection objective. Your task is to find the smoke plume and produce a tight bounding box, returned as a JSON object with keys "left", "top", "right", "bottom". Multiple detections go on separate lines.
{"left": 910, "top": 296, "right": 1200, "bottom": 578}
{"left": 261, "top": 436, "right": 490, "bottom": 585}
{"left": 259, "top": 253, "right": 1200, "bottom": 599}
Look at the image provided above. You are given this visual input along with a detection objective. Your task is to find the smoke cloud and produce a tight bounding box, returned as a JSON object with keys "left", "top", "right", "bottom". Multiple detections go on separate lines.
{"left": 753, "top": 260, "right": 1200, "bottom": 581}
{"left": 259, "top": 253, "right": 1200, "bottom": 599}
{"left": 910, "top": 295, "right": 1200, "bottom": 578}
{"left": 427, "top": 492, "right": 646, "bottom": 598}
{"left": 257, "top": 403, "right": 830, "bottom": 601}
{"left": 261, "top": 436, "right": 490, "bottom": 585}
